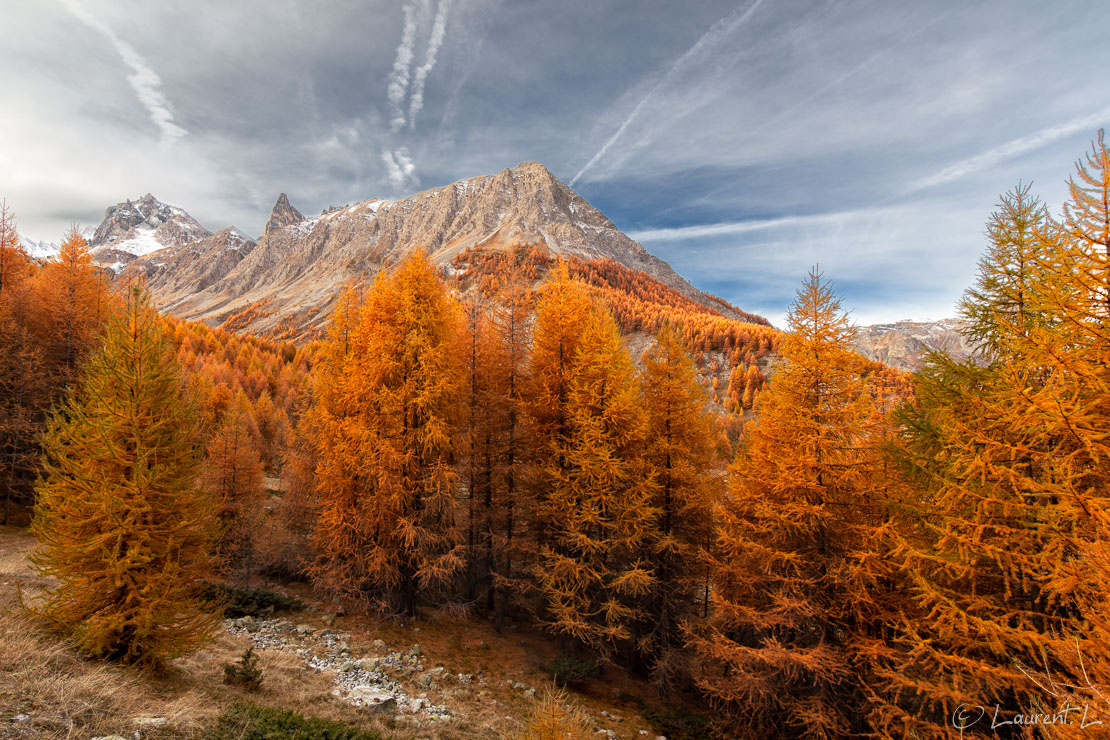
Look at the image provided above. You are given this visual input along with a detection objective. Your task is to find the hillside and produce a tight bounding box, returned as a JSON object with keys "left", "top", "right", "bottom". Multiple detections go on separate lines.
{"left": 110, "top": 162, "right": 765, "bottom": 339}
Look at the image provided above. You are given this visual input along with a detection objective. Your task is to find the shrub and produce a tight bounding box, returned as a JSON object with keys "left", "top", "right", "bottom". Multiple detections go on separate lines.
{"left": 512, "top": 686, "right": 592, "bottom": 740}
{"left": 200, "top": 582, "right": 303, "bottom": 618}
{"left": 205, "top": 702, "right": 383, "bottom": 740}
{"left": 543, "top": 652, "right": 601, "bottom": 689}
{"left": 223, "top": 647, "right": 263, "bottom": 692}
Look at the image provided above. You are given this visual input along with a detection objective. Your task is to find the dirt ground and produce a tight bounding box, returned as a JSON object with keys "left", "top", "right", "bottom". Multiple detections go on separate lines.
{"left": 0, "top": 524, "right": 695, "bottom": 740}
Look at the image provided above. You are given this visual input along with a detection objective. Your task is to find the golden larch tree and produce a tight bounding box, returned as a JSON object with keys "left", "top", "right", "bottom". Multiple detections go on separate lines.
{"left": 310, "top": 253, "right": 466, "bottom": 616}
{"left": 636, "top": 324, "right": 721, "bottom": 695}
{"left": 530, "top": 265, "right": 654, "bottom": 656}
{"left": 30, "top": 288, "right": 218, "bottom": 666}
{"left": 689, "top": 269, "right": 895, "bottom": 739}
{"left": 200, "top": 393, "right": 267, "bottom": 585}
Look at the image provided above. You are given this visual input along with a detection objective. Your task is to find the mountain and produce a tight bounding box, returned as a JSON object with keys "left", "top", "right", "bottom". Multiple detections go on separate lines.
{"left": 119, "top": 227, "right": 258, "bottom": 306}
{"left": 19, "top": 235, "right": 58, "bottom": 260}
{"left": 853, "top": 318, "right": 975, "bottom": 370}
{"left": 88, "top": 193, "right": 211, "bottom": 271}
{"left": 155, "top": 161, "right": 756, "bottom": 337}
{"left": 264, "top": 193, "right": 304, "bottom": 233}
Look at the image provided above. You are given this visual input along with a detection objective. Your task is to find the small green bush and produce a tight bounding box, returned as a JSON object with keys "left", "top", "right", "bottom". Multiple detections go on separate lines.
{"left": 223, "top": 647, "right": 264, "bottom": 692}
{"left": 205, "top": 702, "right": 384, "bottom": 740}
{"left": 200, "top": 582, "right": 304, "bottom": 618}
{"left": 543, "top": 652, "right": 601, "bottom": 689}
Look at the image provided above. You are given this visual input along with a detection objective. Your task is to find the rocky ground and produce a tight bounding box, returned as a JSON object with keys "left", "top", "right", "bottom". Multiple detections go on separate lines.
{"left": 0, "top": 525, "right": 678, "bottom": 739}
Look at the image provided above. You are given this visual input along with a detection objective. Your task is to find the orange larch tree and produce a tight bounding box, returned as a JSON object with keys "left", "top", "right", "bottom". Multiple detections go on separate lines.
{"left": 201, "top": 393, "right": 267, "bottom": 585}
{"left": 30, "top": 288, "right": 218, "bottom": 666}
{"left": 875, "top": 149, "right": 1110, "bottom": 737}
{"left": 309, "top": 253, "right": 466, "bottom": 615}
{"left": 636, "top": 325, "right": 721, "bottom": 695}
{"left": 689, "top": 269, "right": 895, "bottom": 738}
{"left": 530, "top": 264, "right": 654, "bottom": 657}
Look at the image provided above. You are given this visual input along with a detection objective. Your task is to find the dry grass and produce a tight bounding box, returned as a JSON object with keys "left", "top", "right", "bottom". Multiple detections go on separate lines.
{"left": 0, "top": 524, "right": 686, "bottom": 739}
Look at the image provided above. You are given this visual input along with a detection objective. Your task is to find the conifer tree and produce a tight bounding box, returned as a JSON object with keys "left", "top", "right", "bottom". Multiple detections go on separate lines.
{"left": 875, "top": 151, "right": 1110, "bottom": 737}
{"left": 636, "top": 325, "right": 720, "bottom": 695}
{"left": 310, "top": 253, "right": 466, "bottom": 615}
{"left": 30, "top": 288, "right": 218, "bottom": 666}
{"left": 530, "top": 265, "right": 653, "bottom": 656}
{"left": 688, "top": 269, "right": 893, "bottom": 738}
{"left": 35, "top": 226, "right": 107, "bottom": 387}
{"left": 201, "top": 395, "right": 266, "bottom": 585}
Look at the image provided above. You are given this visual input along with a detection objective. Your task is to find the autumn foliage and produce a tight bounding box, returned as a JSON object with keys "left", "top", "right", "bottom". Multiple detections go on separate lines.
{"left": 30, "top": 288, "right": 218, "bottom": 666}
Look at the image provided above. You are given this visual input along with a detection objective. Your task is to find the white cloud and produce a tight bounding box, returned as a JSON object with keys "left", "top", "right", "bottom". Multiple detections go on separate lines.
{"left": 57, "top": 0, "right": 186, "bottom": 145}
{"left": 387, "top": 0, "right": 421, "bottom": 133}
{"left": 381, "top": 146, "right": 417, "bottom": 190}
{"left": 409, "top": 0, "right": 452, "bottom": 129}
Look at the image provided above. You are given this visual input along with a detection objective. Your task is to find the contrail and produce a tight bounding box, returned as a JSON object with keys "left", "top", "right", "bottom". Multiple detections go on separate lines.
{"left": 409, "top": 0, "right": 452, "bottom": 129}
{"left": 58, "top": 0, "right": 185, "bottom": 145}
{"left": 388, "top": 0, "right": 421, "bottom": 132}
{"left": 382, "top": 146, "right": 417, "bottom": 190}
{"left": 569, "top": 0, "right": 765, "bottom": 187}
{"left": 910, "top": 107, "right": 1110, "bottom": 192}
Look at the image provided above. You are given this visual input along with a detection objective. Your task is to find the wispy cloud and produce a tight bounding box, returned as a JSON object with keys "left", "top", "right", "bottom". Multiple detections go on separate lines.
{"left": 381, "top": 146, "right": 417, "bottom": 190}
{"left": 387, "top": 0, "right": 421, "bottom": 133}
{"left": 57, "top": 0, "right": 185, "bottom": 145}
{"left": 910, "top": 107, "right": 1110, "bottom": 192}
{"left": 628, "top": 210, "right": 874, "bottom": 242}
{"left": 409, "top": 0, "right": 452, "bottom": 128}
{"left": 569, "top": 0, "right": 764, "bottom": 186}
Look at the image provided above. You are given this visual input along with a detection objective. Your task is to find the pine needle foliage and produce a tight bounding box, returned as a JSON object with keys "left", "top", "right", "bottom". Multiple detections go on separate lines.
{"left": 30, "top": 287, "right": 218, "bottom": 666}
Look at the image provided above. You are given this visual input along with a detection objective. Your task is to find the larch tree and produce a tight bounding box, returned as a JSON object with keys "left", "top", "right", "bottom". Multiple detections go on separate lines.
{"left": 636, "top": 325, "right": 721, "bottom": 695}
{"left": 875, "top": 172, "right": 1110, "bottom": 737}
{"left": 310, "top": 253, "right": 466, "bottom": 616}
{"left": 30, "top": 287, "right": 218, "bottom": 666}
{"left": 200, "top": 393, "right": 267, "bottom": 585}
{"left": 35, "top": 226, "right": 107, "bottom": 388}
{"left": 688, "top": 269, "right": 895, "bottom": 739}
{"left": 530, "top": 265, "right": 654, "bottom": 657}
{"left": 0, "top": 201, "right": 46, "bottom": 524}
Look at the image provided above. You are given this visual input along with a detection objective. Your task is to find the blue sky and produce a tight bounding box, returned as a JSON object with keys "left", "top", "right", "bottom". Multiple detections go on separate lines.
{"left": 2, "top": 0, "right": 1109, "bottom": 325}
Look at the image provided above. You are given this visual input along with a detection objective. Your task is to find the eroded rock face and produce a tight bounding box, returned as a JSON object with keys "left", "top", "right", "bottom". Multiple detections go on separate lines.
{"left": 853, "top": 318, "right": 977, "bottom": 371}
{"left": 264, "top": 193, "right": 305, "bottom": 234}
{"left": 119, "top": 227, "right": 257, "bottom": 307}
{"left": 166, "top": 161, "right": 747, "bottom": 337}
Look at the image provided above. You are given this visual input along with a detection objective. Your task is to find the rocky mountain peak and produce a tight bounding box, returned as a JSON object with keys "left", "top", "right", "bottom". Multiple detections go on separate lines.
{"left": 265, "top": 193, "right": 305, "bottom": 234}
{"left": 87, "top": 194, "right": 211, "bottom": 269}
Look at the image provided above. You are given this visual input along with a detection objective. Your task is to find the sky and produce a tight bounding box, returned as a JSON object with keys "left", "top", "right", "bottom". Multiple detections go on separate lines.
{"left": 2, "top": 0, "right": 1109, "bottom": 326}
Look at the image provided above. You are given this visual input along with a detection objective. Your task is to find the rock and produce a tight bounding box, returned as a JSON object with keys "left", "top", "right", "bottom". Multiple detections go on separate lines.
{"left": 601, "top": 710, "right": 623, "bottom": 722}
{"left": 336, "top": 640, "right": 350, "bottom": 653}
{"left": 512, "top": 681, "right": 526, "bottom": 690}
{"left": 91, "top": 736, "right": 128, "bottom": 740}
{"left": 524, "top": 687, "right": 536, "bottom": 698}
{"left": 411, "top": 698, "right": 426, "bottom": 712}
{"left": 12, "top": 714, "right": 29, "bottom": 722}
{"left": 295, "top": 623, "right": 315, "bottom": 635}
{"left": 132, "top": 717, "right": 168, "bottom": 727}
{"left": 322, "top": 612, "right": 336, "bottom": 626}
{"left": 350, "top": 687, "right": 397, "bottom": 713}
{"left": 264, "top": 193, "right": 306, "bottom": 234}
{"left": 275, "top": 621, "right": 296, "bottom": 633}
{"left": 409, "top": 643, "right": 422, "bottom": 656}
{"left": 457, "top": 673, "right": 473, "bottom": 684}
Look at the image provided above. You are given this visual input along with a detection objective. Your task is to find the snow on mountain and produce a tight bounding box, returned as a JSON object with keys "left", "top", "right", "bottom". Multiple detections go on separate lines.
{"left": 19, "top": 235, "right": 58, "bottom": 260}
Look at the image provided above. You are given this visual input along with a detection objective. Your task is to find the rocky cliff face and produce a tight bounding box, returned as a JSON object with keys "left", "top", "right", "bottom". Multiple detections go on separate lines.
{"left": 119, "top": 227, "right": 258, "bottom": 308}
{"left": 88, "top": 193, "right": 210, "bottom": 270}
{"left": 264, "top": 193, "right": 304, "bottom": 234}
{"left": 853, "top": 318, "right": 976, "bottom": 371}
{"left": 166, "top": 161, "right": 750, "bottom": 336}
